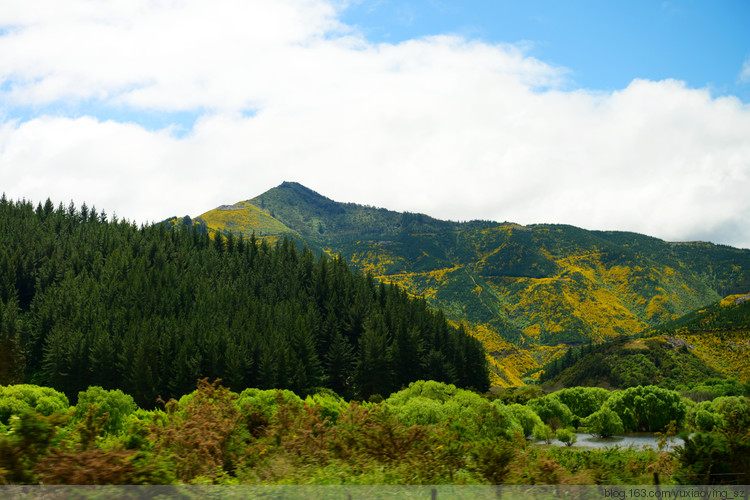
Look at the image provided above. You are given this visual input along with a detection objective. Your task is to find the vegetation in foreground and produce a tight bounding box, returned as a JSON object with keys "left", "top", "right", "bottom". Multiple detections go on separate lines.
{"left": 1, "top": 379, "right": 748, "bottom": 485}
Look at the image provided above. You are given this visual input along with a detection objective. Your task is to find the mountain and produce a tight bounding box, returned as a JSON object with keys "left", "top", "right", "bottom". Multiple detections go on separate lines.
{"left": 177, "top": 182, "right": 750, "bottom": 385}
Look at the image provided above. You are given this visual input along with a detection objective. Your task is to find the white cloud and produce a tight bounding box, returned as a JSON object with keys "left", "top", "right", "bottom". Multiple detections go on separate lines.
{"left": 1, "top": 0, "right": 750, "bottom": 249}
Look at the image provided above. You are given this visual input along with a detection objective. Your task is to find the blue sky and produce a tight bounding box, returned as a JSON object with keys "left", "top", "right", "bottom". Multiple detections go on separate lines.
{"left": 1, "top": 0, "right": 750, "bottom": 248}
{"left": 343, "top": 0, "right": 750, "bottom": 100}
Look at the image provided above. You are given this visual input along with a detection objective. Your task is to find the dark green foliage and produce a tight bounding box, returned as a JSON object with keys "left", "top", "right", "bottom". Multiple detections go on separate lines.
{"left": 0, "top": 196, "right": 488, "bottom": 406}
{"left": 354, "top": 313, "right": 392, "bottom": 400}
{"left": 0, "top": 297, "right": 25, "bottom": 385}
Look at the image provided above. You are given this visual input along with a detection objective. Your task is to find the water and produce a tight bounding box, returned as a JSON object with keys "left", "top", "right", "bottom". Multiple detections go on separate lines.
{"left": 532, "top": 432, "right": 685, "bottom": 451}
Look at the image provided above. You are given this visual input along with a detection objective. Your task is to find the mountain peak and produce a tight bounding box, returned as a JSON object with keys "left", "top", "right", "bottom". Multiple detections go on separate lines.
{"left": 276, "top": 181, "right": 327, "bottom": 199}
{"left": 253, "top": 181, "right": 342, "bottom": 217}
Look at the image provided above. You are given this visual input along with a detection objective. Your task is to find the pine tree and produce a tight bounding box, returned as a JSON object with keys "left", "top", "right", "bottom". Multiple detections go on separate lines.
{"left": 354, "top": 313, "right": 392, "bottom": 399}
{"left": 325, "top": 329, "right": 355, "bottom": 398}
{"left": 88, "top": 327, "right": 118, "bottom": 389}
{"left": 0, "top": 298, "right": 25, "bottom": 385}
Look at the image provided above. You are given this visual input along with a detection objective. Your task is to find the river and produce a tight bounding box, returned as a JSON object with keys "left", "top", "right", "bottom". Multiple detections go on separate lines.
{"left": 533, "top": 432, "right": 685, "bottom": 451}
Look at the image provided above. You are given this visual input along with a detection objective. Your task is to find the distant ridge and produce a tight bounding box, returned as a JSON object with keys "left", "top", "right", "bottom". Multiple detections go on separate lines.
{"left": 248, "top": 181, "right": 461, "bottom": 240}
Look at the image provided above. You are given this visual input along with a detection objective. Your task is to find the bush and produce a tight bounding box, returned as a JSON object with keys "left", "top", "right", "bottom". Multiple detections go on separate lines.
{"left": 153, "top": 379, "right": 244, "bottom": 482}
{"left": 304, "top": 390, "right": 348, "bottom": 424}
{"left": 606, "top": 385, "right": 686, "bottom": 432}
{"left": 386, "top": 380, "right": 478, "bottom": 405}
{"left": 506, "top": 403, "right": 543, "bottom": 438}
{"left": 0, "top": 385, "right": 69, "bottom": 424}
{"left": 553, "top": 387, "right": 610, "bottom": 420}
{"left": 694, "top": 409, "right": 723, "bottom": 432}
{"left": 533, "top": 423, "right": 555, "bottom": 443}
{"left": 527, "top": 394, "right": 573, "bottom": 429}
{"left": 711, "top": 396, "right": 750, "bottom": 430}
{"left": 235, "top": 387, "right": 304, "bottom": 435}
{"left": 555, "top": 428, "right": 577, "bottom": 447}
{"left": 75, "top": 386, "right": 137, "bottom": 435}
{"left": 385, "top": 380, "right": 521, "bottom": 439}
{"left": 584, "top": 407, "right": 624, "bottom": 438}
{"left": 675, "top": 432, "right": 733, "bottom": 484}
{"left": 389, "top": 396, "right": 445, "bottom": 426}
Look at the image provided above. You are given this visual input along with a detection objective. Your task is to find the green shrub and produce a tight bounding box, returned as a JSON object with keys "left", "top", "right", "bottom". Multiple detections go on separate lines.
{"left": 710, "top": 396, "right": 750, "bottom": 429}
{"left": 0, "top": 385, "right": 69, "bottom": 424}
{"left": 555, "top": 428, "right": 577, "bottom": 447}
{"left": 694, "top": 409, "right": 723, "bottom": 432}
{"left": 527, "top": 394, "right": 573, "bottom": 429}
{"left": 553, "top": 387, "right": 610, "bottom": 420}
{"left": 506, "top": 403, "right": 543, "bottom": 438}
{"left": 389, "top": 396, "right": 445, "bottom": 426}
{"left": 385, "top": 380, "right": 478, "bottom": 405}
{"left": 304, "top": 390, "right": 348, "bottom": 424}
{"left": 75, "top": 386, "right": 137, "bottom": 435}
{"left": 532, "top": 423, "right": 554, "bottom": 444}
{"left": 235, "top": 388, "right": 303, "bottom": 420}
{"left": 583, "top": 407, "right": 624, "bottom": 438}
{"left": 675, "top": 432, "right": 733, "bottom": 484}
{"left": 605, "top": 385, "right": 686, "bottom": 432}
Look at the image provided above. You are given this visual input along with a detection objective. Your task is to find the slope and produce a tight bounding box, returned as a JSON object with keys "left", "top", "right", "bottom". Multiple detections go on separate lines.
{"left": 182, "top": 182, "right": 750, "bottom": 385}
{"left": 537, "top": 335, "right": 724, "bottom": 389}
{"left": 649, "top": 293, "right": 750, "bottom": 382}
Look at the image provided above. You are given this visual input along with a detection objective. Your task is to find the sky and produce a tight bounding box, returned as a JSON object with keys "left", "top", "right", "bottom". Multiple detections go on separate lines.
{"left": 1, "top": 1, "right": 750, "bottom": 249}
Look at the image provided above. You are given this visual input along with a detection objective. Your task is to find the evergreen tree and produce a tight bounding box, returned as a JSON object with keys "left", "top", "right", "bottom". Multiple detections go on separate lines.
{"left": 325, "top": 328, "right": 355, "bottom": 398}
{"left": 355, "top": 313, "right": 392, "bottom": 399}
{"left": 0, "top": 298, "right": 25, "bottom": 385}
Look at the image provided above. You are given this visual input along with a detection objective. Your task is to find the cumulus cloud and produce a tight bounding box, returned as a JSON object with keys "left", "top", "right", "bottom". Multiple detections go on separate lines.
{"left": 1, "top": 0, "right": 750, "bottom": 249}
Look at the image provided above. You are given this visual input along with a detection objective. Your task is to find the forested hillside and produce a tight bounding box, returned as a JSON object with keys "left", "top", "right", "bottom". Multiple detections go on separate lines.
{"left": 181, "top": 182, "right": 750, "bottom": 384}
{"left": 537, "top": 335, "right": 724, "bottom": 389}
{"left": 652, "top": 293, "right": 750, "bottom": 382}
{"left": 538, "top": 295, "right": 750, "bottom": 388}
{"left": 0, "top": 195, "right": 489, "bottom": 406}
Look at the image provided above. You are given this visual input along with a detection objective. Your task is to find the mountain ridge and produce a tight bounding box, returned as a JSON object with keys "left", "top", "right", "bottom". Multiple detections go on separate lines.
{"left": 171, "top": 182, "right": 750, "bottom": 385}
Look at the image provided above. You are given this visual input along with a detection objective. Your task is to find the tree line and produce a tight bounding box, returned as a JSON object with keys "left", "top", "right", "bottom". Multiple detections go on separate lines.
{"left": 0, "top": 195, "right": 489, "bottom": 406}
